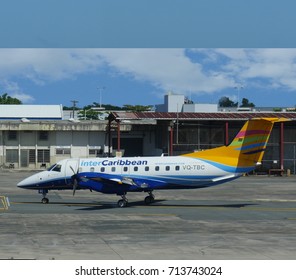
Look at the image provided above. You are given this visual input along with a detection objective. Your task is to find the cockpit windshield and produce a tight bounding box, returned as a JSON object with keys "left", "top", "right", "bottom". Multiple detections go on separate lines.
{"left": 47, "top": 164, "right": 62, "bottom": 172}
{"left": 47, "top": 164, "right": 56, "bottom": 171}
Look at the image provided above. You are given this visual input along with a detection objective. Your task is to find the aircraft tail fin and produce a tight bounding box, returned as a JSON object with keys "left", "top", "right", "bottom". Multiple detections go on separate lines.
{"left": 183, "top": 118, "right": 289, "bottom": 172}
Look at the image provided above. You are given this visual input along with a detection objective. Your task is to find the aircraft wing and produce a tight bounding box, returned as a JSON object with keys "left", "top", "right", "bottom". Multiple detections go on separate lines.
{"left": 75, "top": 172, "right": 168, "bottom": 192}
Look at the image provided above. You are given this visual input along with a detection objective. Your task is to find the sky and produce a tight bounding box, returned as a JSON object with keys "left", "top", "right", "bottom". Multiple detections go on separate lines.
{"left": 1, "top": 1, "right": 296, "bottom": 108}
{"left": 1, "top": 48, "right": 296, "bottom": 108}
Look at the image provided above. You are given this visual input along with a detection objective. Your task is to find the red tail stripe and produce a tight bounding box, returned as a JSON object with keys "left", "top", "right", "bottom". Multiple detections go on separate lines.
{"left": 236, "top": 130, "right": 269, "bottom": 138}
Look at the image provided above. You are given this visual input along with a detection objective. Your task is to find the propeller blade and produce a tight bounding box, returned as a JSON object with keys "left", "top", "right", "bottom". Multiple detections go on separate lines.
{"left": 70, "top": 166, "right": 76, "bottom": 175}
{"left": 69, "top": 165, "right": 79, "bottom": 196}
{"left": 73, "top": 178, "right": 78, "bottom": 196}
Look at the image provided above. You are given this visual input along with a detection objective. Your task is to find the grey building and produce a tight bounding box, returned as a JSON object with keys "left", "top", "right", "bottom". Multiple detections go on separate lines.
{"left": 109, "top": 111, "right": 296, "bottom": 174}
{"left": 0, "top": 120, "right": 107, "bottom": 169}
{"left": 1, "top": 105, "right": 296, "bottom": 175}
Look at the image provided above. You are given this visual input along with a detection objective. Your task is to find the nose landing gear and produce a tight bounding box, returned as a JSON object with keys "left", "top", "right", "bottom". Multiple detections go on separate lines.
{"left": 39, "top": 189, "right": 49, "bottom": 204}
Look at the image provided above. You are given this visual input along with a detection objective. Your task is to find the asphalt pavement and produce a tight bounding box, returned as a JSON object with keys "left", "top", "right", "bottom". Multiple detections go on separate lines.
{"left": 1, "top": 170, "right": 296, "bottom": 260}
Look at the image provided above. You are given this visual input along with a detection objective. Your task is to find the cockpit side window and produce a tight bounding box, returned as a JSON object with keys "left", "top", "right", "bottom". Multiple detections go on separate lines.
{"left": 48, "top": 164, "right": 62, "bottom": 172}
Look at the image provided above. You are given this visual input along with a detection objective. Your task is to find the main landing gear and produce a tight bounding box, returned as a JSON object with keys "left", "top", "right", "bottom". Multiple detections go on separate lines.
{"left": 144, "top": 191, "right": 155, "bottom": 205}
{"left": 39, "top": 189, "right": 49, "bottom": 204}
{"left": 117, "top": 194, "right": 128, "bottom": 208}
{"left": 117, "top": 191, "right": 155, "bottom": 208}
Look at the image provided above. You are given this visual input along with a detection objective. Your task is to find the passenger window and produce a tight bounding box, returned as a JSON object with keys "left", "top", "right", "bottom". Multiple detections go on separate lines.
{"left": 145, "top": 166, "right": 149, "bottom": 171}
{"left": 90, "top": 167, "right": 95, "bottom": 172}
{"left": 52, "top": 164, "right": 61, "bottom": 172}
{"left": 111, "top": 167, "right": 116, "bottom": 172}
{"left": 123, "top": 167, "right": 128, "bottom": 172}
{"left": 166, "top": 166, "right": 170, "bottom": 171}
{"left": 155, "top": 166, "right": 160, "bottom": 171}
{"left": 134, "top": 166, "right": 138, "bottom": 172}
{"left": 175, "top": 166, "right": 180, "bottom": 171}
{"left": 100, "top": 167, "right": 105, "bottom": 172}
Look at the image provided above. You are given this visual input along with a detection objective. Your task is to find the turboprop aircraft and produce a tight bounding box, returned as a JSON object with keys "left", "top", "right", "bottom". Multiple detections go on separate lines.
{"left": 17, "top": 118, "right": 287, "bottom": 207}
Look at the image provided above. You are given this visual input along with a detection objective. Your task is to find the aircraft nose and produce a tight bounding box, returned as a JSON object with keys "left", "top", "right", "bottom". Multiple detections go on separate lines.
{"left": 17, "top": 174, "right": 40, "bottom": 189}
{"left": 17, "top": 177, "right": 31, "bottom": 188}
{"left": 17, "top": 171, "right": 49, "bottom": 189}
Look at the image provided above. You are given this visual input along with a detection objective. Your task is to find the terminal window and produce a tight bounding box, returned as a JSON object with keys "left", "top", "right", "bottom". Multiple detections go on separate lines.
{"left": 6, "top": 149, "right": 18, "bottom": 162}
{"left": 39, "top": 131, "right": 49, "bottom": 141}
{"left": 8, "top": 131, "right": 17, "bottom": 141}
{"left": 56, "top": 148, "right": 71, "bottom": 155}
{"left": 89, "top": 149, "right": 103, "bottom": 156}
{"left": 37, "top": 149, "right": 50, "bottom": 163}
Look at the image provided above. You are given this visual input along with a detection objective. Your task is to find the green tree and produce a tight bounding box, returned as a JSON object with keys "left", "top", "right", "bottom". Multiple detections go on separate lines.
{"left": 240, "top": 98, "right": 255, "bottom": 108}
{"left": 122, "top": 104, "right": 152, "bottom": 112}
{"left": 218, "top": 96, "right": 237, "bottom": 107}
{"left": 92, "top": 102, "right": 122, "bottom": 111}
{"left": 78, "top": 106, "right": 99, "bottom": 120}
{"left": 0, "top": 93, "right": 22, "bottom": 104}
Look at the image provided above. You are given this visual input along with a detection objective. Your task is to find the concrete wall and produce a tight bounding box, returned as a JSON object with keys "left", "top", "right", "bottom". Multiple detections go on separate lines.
{"left": 183, "top": 104, "right": 218, "bottom": 113}
{"left": 1, "top": 119, "right": 296, "bottom": 173}
{"left": 164, "top": 94, "right": 184, "bottom": 112}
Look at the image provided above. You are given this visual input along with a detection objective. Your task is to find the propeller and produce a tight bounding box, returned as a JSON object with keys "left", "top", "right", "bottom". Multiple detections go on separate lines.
{"left": 73, "top": 177, "right": 78, "bottom": 196}
{"left": 69, "top": 165, "right": 79, "bottom": 196}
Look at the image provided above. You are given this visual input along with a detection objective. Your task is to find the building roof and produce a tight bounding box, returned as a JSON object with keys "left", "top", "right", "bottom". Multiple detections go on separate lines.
{"left": 0, "top": 105, "right": 63, "bottom": 120}
{"left": 110, "top": 111, "right": 296, "bottom": 121}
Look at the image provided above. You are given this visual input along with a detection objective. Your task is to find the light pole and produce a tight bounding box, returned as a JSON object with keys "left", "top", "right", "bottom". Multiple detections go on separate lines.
{"left": 97, "top": 86, "right": 106, "bottom": 108}
{"left": 235, "top": 84, "right": 244, "bottom": 108}
{"left": 70, "top": 100, "right": 79, "bottom": 119}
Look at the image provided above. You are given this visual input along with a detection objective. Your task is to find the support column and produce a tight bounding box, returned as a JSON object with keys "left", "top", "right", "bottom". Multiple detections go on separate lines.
{"left": 171, "top": 126, "right": 174, "bottom": 156}
{"left": 280, "top": 122, "right": 284, "bottom": 170}
{"left": 117, "top": 120, "right": 121, "bottom": 152}
{"left": 225, "top": 121, "right": 229, "bottom": 145}
{"left": 168, "top": 126, "right": 173, "bottom": 156}
{"left": 108, "top": 118, "right": 112, "bottom": 157}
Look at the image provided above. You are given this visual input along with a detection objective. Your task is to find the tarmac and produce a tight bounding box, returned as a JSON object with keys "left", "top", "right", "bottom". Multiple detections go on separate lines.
{"left": 1, "top": 170, "right": 296, "bottom": 260}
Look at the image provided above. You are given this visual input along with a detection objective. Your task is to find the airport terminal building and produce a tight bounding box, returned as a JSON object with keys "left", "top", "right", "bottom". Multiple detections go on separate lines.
{"left": 1, "top": 104, "right": 296, "bottom": 174}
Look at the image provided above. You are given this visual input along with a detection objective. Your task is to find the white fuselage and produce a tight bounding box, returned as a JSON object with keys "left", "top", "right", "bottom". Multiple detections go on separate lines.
{"left": 17, "top": 155, "right": 240, "bottom": 190}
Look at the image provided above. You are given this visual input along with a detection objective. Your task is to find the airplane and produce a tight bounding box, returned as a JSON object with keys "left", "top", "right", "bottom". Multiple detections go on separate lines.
{"left": 17, "top": 117, "right": 287, "bottom": 208}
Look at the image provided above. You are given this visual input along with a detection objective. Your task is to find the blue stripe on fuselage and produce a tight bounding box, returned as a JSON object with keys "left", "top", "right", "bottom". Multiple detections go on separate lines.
{"left": 193, "top": 159, "right": 254, "bottom": 173}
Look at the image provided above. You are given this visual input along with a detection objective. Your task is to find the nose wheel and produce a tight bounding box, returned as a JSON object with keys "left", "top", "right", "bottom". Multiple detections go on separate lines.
{"left": 41, "top": 197, "right": 49, "bottom": 204}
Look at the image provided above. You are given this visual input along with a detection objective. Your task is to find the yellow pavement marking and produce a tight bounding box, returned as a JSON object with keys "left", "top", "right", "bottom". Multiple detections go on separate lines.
{"left": 0, "top": 196, "right": 9, "bottom": 210}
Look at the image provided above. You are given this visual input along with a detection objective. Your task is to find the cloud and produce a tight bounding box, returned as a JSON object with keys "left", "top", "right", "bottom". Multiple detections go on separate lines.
{"left": 0, "top": 48, "right": 236, "bottom": 99}
{"left": 0, "top": 49, "right": 104, "bottom": 82}
{"left": 11, "top": 93, "right": 35, "bottom": 103}
{"left": 211, "top": 48, "right": 296, "bottom": 91}
{"left": 1, "top": 48, "right": 296, "bottom": 104}
{"left": 0, "top": 80, "right": 35, "bottom": 103}
{"left": 97, "top": 49, "right": 234, "bottom": 94}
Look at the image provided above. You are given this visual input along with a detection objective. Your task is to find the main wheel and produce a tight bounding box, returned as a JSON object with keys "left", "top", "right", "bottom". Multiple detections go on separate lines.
{"left": 117, "top": 199, "right": 128, "bottom": 208}
{"left": 144, "top": 195, "right": 155, "bottom": 205}
{"left": 41, "top": 197, "right": 49, "bottom": 204}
